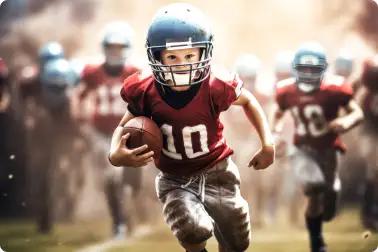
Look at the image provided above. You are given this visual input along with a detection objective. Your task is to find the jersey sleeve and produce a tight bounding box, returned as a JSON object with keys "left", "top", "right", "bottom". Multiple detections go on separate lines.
{"left": 80, "top": 65, "right": 98, "bottom": 90}
{"left": 210, "top": 72, "right": 243, "bottom": 113}
{"left": 275, "top": 86, "right": 288, "bottom": 111}
{"left": 120, "top": 72, "right": 151, "bottom": 116}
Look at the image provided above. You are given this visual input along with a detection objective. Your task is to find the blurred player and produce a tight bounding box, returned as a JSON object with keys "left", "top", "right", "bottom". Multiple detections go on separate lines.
{"left": 274, "top": 50, "right": 294, "bottom": 82}
{"left": 271, "top": 42, "right": 363, "bottom": 252}
{"left": 109, "top": 3, "right": 275, "bottom": 252}
{"left": 73, "top": 21, "right": 140, "bottom": 239}
{"left": 334, "top": 52, "right": 354, "bottom": 80}
{"left": 356, "top": 55, "right": 378, "bottom": 231}
{"left": 20, "top": 52, "right": 80, "bottom": 233}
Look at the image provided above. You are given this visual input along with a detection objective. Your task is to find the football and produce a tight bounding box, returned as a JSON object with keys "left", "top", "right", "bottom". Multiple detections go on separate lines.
{"left": 123, "top": 116, "right": 163, "bottom": 160}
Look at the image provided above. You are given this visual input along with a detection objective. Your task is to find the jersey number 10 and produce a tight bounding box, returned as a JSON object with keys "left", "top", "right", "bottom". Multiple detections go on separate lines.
{"left": 160, "top": 124, "right": 210, "bottom": 160}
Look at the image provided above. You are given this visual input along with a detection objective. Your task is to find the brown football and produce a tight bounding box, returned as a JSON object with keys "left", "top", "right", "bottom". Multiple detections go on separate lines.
{"left": 123, "top": 116, "right": 163, "bottom": 160}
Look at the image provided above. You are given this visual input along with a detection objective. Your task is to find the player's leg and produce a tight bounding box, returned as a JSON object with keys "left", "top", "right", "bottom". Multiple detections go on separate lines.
{"left": 305, "top": 193, "right": 326, "bottom": 252}
{"left": 293, "top": 147, "right": 328, "bottom": 252}
{"left": 105, "top": 165, "right": 127, "bottom": 238}
{"left": 122, "top": 166, "right": 143, "bottom": 231}
{"left": 156, "top": 174, "right": 213, "bottom": 252}
{"left": 319, "top": 149, "right": 339, "bottom": 222}
{"left": 361, "top": 135, "right": 378, "bottom": 231}
{"left": 205, "top": 158, "right": 251, "bottom": 252}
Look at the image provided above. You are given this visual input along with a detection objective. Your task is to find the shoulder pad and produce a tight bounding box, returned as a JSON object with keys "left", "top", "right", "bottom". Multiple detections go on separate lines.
{"left": 276, "top": 77, "right": 295, "bottom": 89}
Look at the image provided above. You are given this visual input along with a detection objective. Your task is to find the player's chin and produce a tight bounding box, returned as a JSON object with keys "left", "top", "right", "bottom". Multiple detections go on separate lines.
{"left": 170, "top": 85, "right": 191, "bottom": 92}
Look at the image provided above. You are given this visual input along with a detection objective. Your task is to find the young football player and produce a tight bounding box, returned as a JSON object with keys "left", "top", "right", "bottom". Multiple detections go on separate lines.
{"left": 72, "top": 21, "right": 140, "bottom": 239}
{"left": 271, "top": 42, "right": 364, "bottom": 252}
{"left": 109, "top": 3, "right": 275, "bottom": 252}
{"left": 356, "top": 55, "right": 378, "bottom": 231}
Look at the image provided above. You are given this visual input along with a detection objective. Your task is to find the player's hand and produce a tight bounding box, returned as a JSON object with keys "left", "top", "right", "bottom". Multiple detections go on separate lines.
{"left": 248, "top": 144, "right": 275, "bottom": 170}
{"left": 328, "top": 118, "right": 348, "bottom": 134}
{"left": 109, "top": 133, "right": 154, "bottom": 168}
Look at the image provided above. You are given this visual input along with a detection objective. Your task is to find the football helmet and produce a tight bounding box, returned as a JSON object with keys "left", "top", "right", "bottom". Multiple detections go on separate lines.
{"left": 292, "top": 42, "right": 328, "bottom": 93}
{"left": 40, "top": 58, "right": 77, "bottom": 110}
{"left": 38, "top": 42, "right": 64, "bottom": 66}
{"left": 334, "top": 52, "right": 354, "bottom": 78}
{"left": 361, "top": 54, "right": 378, "bottom": 91}
{"left": 146, "top": 3, "right": 213, "bottom": 87}
{"left": 234, "top": 54, "right": 260, "bottom": 91}
{"left": 102, "top": 21, "right": 133, "bottom": 67}
{"left": 274, "top": 50, "right": 294, "bottom": 81}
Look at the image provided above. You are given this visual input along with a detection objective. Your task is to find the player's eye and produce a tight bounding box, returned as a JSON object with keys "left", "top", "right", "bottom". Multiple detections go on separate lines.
{"left": 166, "top": 55, "right": 177, "bottom": 61}
{"left": 185, "top": 54, "right": 196, "bottom": 60}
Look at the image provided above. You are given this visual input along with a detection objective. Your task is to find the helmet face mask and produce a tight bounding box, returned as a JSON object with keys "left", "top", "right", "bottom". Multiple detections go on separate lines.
{"left": 146, "top": 3, "right": 213, "bottom": 87}
{"left": 293, "top": 43, "right": 328, "bottom": 93}
{"left": 103, "top": 43, "right": 129, "bottom": 67}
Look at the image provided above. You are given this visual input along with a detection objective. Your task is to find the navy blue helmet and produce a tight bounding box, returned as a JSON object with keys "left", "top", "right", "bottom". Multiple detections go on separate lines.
{"left": 38, "top": 42, "right": 64, "bottom": 66}
{"left": 292, "top": 42, "right": 328, "bottom": 93}
{"left": 146, "top": 3, "right": 213, "bottom": 87}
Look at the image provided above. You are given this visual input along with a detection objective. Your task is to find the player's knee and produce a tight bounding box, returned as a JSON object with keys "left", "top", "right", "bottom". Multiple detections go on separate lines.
{"left": 164, "top": 199, "right": 213, "bottom": 244}
{"left": 175, "top": 221, "right": 213, "bottom": 244}
{"left": 322, "top": 209, "right": 336, "bottom": 222}
{"left": 304, "top": 183, "right": 325, "bottom": 196}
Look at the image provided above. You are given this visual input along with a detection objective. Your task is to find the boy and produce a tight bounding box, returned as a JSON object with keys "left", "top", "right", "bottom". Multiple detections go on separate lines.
{"left": 271, "top": 42, "right": 363, "bottom": 252}
{"left": 109, "top": 3, "right": 275, "bottom": 252}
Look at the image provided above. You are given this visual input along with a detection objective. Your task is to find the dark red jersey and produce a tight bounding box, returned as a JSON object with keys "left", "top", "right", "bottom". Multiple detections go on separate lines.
{"left": 81, "top": 63, "right": 139, "bottom": 135}
{"left": 121, "top": 71, "right": 243, "bottom": 176}
{"left": 276, "top": 76, "right": 353, "bottom": 152}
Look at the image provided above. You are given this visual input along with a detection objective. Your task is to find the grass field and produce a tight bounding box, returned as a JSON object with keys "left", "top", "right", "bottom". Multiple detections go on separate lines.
{"left": 0, "top": 209, "right": 377, "bottom": 252}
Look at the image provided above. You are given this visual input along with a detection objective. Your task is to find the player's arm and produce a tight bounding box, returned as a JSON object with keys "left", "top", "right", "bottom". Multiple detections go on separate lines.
{"left": 329, "top": 99, "right": 364, "bottom": 134}
{"left": 270, "top": 103, "right": 286, "bottom": 135}
{"left": 233, "top": 88, "right": 275, "bottom": 170}
{"left": 108, "top": 109, "right": 154, "bottom": 167}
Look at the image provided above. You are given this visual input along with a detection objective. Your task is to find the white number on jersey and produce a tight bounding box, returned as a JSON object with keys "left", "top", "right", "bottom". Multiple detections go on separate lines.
{"left": 97, "top": 84, "right": 124, "bottom": 116}
{"left": 161, "top": 124, "right": 210, "bottom": 160}
{"left": 291, "top": 104, "right": 329, "bottom": 137}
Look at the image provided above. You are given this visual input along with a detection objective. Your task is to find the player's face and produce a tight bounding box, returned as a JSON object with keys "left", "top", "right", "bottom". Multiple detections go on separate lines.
{"left": 161, "top": 47, "right": 201, "bottom": 91}
{"left": 104, "top": 44, "right": 127, "bottom": 66}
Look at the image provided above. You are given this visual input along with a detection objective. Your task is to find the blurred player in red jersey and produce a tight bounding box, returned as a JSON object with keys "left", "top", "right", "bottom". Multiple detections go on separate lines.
{"left": 73, "top": 21, "right": 140, "bottom": 239}
{"left": 109, "top": 4, "right": 275, "bottom": 252}
{"left": 356, "top": 55, "right": 378, "bottom": 231}
{"left": 271, "top": 42, "right": 363, "bottom": 252}
{"left": 19, "top": 45, "right": 81, "bottom": 233}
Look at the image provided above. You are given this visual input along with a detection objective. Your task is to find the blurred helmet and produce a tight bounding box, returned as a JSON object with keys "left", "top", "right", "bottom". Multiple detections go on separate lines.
{"left": 334, "top": 52, "right": 354, "bottom": 78}
{"left": 40, "top": 58, "right": 77, "bottom": 110}
{"left": 361, "top": 54, "right": 378, "bottom": 91}
{"left": 292, "top": 42, "right": 328, "bottom": 93}
{"left": 146, "top": 3, "right": 213, "bottom": 87}
{"left": 234, "top": 54, "right": 260, "bottom": 90}
{"left": 38, "top": 41, "right": 64, "bottom": 66}
{"left": 274, "top": 50, "right": 294, "bottom": 81}
{"left": 102, "top": 21, "right": 134, "bottom": 67}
